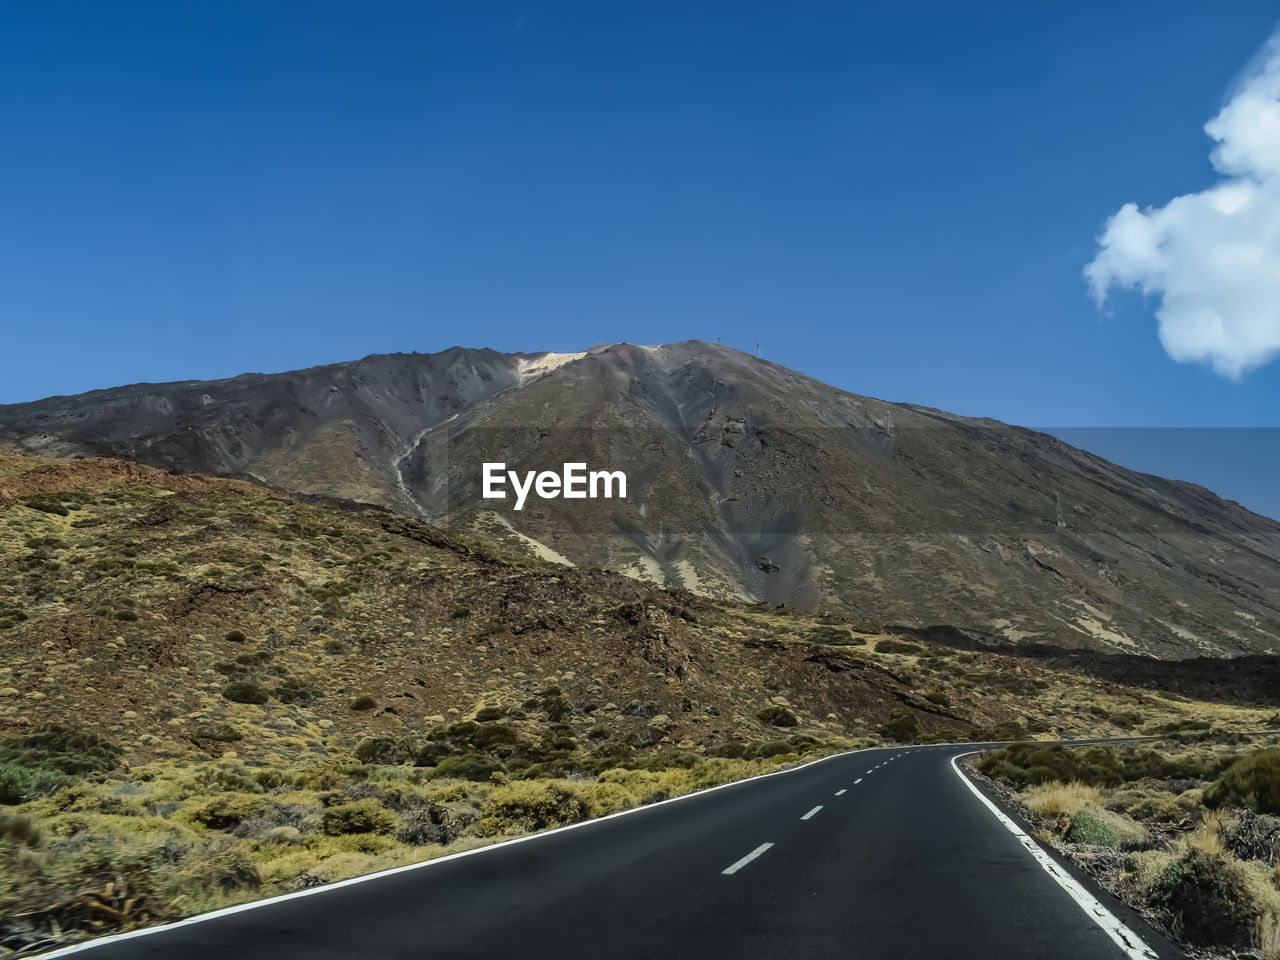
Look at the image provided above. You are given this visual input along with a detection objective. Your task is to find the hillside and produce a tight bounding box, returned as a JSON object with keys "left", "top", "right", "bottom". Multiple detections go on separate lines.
{"left": 2, "top": 447, "right": 1196, "bottom": 764}
{"left": 4, "top": 342, "right": 1280, "bottom": 657}
{"left": 2, "top": 448, "right": 1275, "bottom": 953}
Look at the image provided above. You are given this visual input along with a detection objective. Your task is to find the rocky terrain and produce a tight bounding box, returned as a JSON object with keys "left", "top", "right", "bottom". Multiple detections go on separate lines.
{"left": 4, "top": 342, "right": 1280, "bottom": 657}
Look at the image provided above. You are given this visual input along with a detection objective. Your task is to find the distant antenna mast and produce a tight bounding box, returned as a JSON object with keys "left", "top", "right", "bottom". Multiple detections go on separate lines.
{"left": 1053, "top": 490, "right": 1066, "bottom": 528}
{"left": 716, "top": 336, "right": 723, "bottom": 343}
{"left": 754, "top": 339, "right": 761, "bottom": 356}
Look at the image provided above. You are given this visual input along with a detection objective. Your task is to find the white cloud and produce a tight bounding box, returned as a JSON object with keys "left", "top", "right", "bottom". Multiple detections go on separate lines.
{"left": 1085, "top": 32, "right": 1280, "bottom": 380}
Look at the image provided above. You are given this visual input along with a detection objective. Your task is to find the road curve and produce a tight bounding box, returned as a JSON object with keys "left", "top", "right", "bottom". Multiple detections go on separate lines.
{"left": 40, "top": 743, "right": 1185, "bottom": 960}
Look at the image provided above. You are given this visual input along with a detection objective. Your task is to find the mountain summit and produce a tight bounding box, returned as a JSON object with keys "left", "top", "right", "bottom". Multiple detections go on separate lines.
{"left": 3, "top": 341, "right": 1279, "bottom": 657}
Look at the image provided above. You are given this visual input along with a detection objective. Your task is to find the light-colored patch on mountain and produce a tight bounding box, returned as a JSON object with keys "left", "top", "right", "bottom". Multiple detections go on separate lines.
{"left": 620, "top": 553, "right": 665, "bottom": 586}
{"left": 991, "top": 618, "right": 1041, "bottom": 643}
{"left": 671, "top": 559, "right": 754, "bottom": 602}
{"left": 486, "top": 512, "right": 575, "bottom": 566}
{"left": 515, "top": 352, "right": 586, "bottom": 385}
{"left": 1055, "top": 613, "right": 1137, "bottom": 649}
{"left": 1069, "top": 598, "right": 1114, "bottom": 622}
{"left": 1155, "top": 618, "right": 1200, "bottom": 644}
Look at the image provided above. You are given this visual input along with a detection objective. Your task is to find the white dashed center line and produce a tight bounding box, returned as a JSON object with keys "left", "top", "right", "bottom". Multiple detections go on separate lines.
{"left": 835, "top": 789, "right": 847, "bottom": 796}
{"left": 801, "top": 805, "right": 823, "bottom": 820}
{"left": 854, "top": 778, "right": 863, "bottom": 784}
{"left": 722, "top": 843, "right": 775, "bottom": 875}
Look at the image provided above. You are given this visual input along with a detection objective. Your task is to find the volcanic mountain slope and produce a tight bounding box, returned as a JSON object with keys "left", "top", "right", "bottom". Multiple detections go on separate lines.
{"left": 3, "top": 342, "right": 1280, "bottom": 658}
{"left": 0, "top": 447, "right": 1259, "bottom": 763}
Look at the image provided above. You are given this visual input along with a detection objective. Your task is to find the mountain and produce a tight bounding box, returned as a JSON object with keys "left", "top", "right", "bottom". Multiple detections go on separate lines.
{"left": 4, "top": 341, "right": 1280, "bottom": 658}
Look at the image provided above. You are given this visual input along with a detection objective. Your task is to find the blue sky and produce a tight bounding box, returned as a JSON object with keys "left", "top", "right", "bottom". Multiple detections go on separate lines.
{"left": 3, "top": 3, "right": 1280, "bottom": 513}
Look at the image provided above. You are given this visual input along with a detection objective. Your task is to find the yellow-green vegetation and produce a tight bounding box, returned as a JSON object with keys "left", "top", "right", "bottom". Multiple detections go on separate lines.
{"left": 0, "top": 727, "right": 850, "bottom": 950}
{"left": 980, "top": 737, "right": 1280, "bottom": 956}
{"left": 2, "top": 449, "right": 1276, "bottom": 952}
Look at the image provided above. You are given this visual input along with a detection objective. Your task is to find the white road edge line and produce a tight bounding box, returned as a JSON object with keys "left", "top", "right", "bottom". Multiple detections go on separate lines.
{"left": 31, "top": 743, "right": 897, "bottom": 959}
{"left": 950, "top": 753, "right": 1159, "bottom": 960}
{"left": 854, "top": 778, "right": 863, "bottom": 784}
{"left": 722, "top": 842, "right": 775, "bottom": 875}
{"left": 801, "top": 805, "right": 823, "bottom": 820}
{"left": 835, "top": 789, "right": 847, "bottom": 796}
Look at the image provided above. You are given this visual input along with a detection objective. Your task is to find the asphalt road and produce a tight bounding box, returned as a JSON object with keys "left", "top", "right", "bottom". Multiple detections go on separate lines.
{"left": 48, "top": 743, "right": 1185, "bottom": 960}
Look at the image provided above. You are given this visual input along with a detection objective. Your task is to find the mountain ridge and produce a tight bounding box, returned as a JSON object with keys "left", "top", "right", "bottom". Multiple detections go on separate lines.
{"left": 4, "top": 340, "right": 1280, "bottom": 659}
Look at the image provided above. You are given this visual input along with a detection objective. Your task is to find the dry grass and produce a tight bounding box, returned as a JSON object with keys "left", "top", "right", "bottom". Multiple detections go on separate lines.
{"left": 1023, "top": 781, "right": 1102, "bottom": 818}
{"left": 1120, "top": 849, "right": 1178, "bottom": 898}
{"left": 1176, "top": 812, "right": 1228, "bottom": 857}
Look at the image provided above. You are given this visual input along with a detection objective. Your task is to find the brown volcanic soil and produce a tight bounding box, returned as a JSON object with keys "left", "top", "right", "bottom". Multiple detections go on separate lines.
{"left": 0, "top": 449, "right": 1246, "bottom": 771}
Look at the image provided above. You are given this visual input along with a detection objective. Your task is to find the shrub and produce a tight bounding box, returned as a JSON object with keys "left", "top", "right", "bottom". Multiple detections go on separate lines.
{"left": 323, "top": 639, "right": 346, "bottom": 655}
{"left": 1150, "top": 851, "right": 1260, "bottom": 949}
{"left": 354, "top": 737, "right": 410, "bottom": 765}
{"left": 0, "top": 761, "right": 67, "bottom": 804}
{"left": 272, "top": 678, "right": 318, "bottom": 705}
{"left": 1205, "top": 750, "right": 1280, "bottom": 815}
{"left": 982, "top": 721, "right": 1030, "bottom": 742}
{"left": 978, "top": 743, "right": 1215, "bottom": 789}
{"left": 193, "top": 723, "right": 243, "bottom": 742}
{"left": 743, "top": 739, "right": 794, "bottom": 760}
{"left": 222, "top": 682, "right": 269, "bottom": 705}
{"left": 0, "top": 809, "right": 41, "bottom": 846}
{"left": 1110, "top": 710, "right": 1143, "bottom": 730}
{"left": 396, "top": 804, "right": 465, "bottom": 846}
{"left": 474, "top": 705, "right": 505, "bottom": 723}
{"left": 916, "top": 728, "right": 966, "bottom": 745}
{"left": 756, "top": 704, "right": 798, "bottom": 727}
{"left": 349, "top": 695, "right": 377, "bottom": 711}
{"left": 542, "top": 693, "right": 571, "bottom": 722}
{"left": 810, "top": 626, "right": 864, "bottom": 645}
{"left": 321, "top": 800, "right": 397, "bottom": 836}
{"left": 1145, "top": 718, "right": 1212, "bottom": 736}
{"left": 176, "top": 843, "right": 261, "bottom": 893}
{"left": 878, "top": 708, "right": 919, "bottom": 743}
{"left": 924, "top": 691, "right": 951, "bottom": 707}
{"left": 876, "top": 639, "right": 923, "bottom": 656}
{"left": 1063, "top": 808, "right": 1146, "bottom": 848}
{"left": 470, "top": 723, "right": 519, "bottom": 750}
{"left": 1024, "top": 781, "right": 1103, "bottom": 818}
{"left": 0, "top": 725, "right": 123, "bottom": 776}
{"left": 475, "top": 780, "right": 633, "bottom": 836}
{"left": 430, "top": 754, "right": 505, "bottom": 781}
{"left": 1108, "top": 789, "right": 1192, "bottom": 824}
{"left": 21, "top": 496, "right": 69, "bottom": 516}
{"left": 0, "top": 725, "right": 123, "bottom": 801}
{"left": 224, "top": 630, "right": 247, "bottom": 643}
{"left": 190, "top": 793, "right": 264, "bottom": 829}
